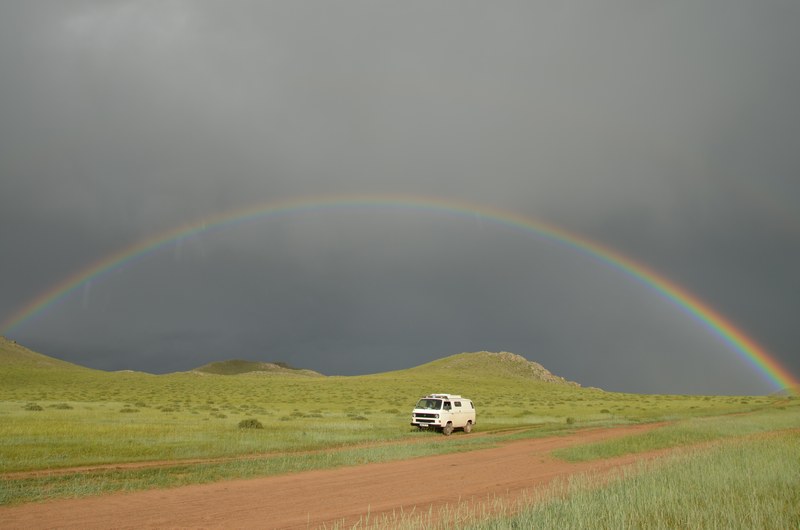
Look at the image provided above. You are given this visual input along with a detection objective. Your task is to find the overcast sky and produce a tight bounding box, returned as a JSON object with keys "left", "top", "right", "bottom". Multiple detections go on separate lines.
{"left": 1, "top": 1, "right": 798, "bottom": 395}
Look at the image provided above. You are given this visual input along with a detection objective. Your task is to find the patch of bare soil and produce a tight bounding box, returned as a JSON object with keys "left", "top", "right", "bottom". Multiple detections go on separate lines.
{"left": 0, "top": 423, "right": 664, "bottom": 529}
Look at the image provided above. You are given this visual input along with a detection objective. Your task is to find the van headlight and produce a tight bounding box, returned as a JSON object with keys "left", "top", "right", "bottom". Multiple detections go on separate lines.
{"left": 434, "top": 414, "right": 439, "bottom": 418}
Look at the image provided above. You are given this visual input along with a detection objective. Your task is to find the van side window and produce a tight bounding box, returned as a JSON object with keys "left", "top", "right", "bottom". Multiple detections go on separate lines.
{"left": 443, "top": 401, "right": 451, "bottom": 410}
{"left": 454, "top": 401, "right": 462, "bottom": 407}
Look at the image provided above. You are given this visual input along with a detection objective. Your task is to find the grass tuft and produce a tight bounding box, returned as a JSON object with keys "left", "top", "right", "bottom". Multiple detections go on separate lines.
{"left": 238, "top": 418, "right": 264, "bottom": 429}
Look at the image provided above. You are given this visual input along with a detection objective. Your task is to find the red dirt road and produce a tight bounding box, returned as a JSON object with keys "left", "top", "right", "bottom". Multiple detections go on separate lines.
{"left": 1, "top": 424, "right": 663, "bottom": 529}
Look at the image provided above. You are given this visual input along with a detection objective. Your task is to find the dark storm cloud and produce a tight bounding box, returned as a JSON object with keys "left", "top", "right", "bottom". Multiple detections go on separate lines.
{"left": 1, "top": 1, "right": 799, "bottom": 394}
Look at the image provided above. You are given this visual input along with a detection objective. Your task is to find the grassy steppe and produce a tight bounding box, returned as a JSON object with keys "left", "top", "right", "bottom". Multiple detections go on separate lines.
{"left": 512, "top": 432, "right": 800, "bottom": 529}
{"left": 356, "top": 424, "right": 799, "bottom": 529}
{"left": 1, "top": 337, "right": 797, "bottom": 511}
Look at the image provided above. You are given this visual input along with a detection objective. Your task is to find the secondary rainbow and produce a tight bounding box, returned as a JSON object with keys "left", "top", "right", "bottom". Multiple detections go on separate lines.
{"left": 2, "top": 193, "right": 797, "bottom": 393}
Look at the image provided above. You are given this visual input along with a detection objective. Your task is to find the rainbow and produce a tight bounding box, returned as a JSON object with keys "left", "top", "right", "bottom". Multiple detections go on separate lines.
{"left": 2, "top": 193, "right": 797, "bottom": 393}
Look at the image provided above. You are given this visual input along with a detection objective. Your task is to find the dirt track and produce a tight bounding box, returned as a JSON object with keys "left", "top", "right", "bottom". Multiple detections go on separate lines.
{"left": 0, "top": 423, "right": 664, "bottom": 529}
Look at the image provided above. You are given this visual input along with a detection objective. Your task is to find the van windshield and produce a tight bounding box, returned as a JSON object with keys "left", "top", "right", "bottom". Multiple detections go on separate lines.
{"left": 415, "top": 398, "right": 442, "bottom": 410}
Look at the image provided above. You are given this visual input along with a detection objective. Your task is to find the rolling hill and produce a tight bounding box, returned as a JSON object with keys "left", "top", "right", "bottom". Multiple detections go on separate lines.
{"left": 192, "top": 359, "right": 323, "bottom": 377}
{"left": 0, "top": 337, "right": 578, "bottom": 387}
{"left": 0, "top": 336, "right": 91, "bottom": 372}
{"left": 396, "top": 351, "right": 581, "bottom": 386}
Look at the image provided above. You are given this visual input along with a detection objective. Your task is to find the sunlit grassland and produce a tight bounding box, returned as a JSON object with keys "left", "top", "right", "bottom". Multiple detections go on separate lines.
{"left": 515, "top": 433, "right": 799, "bottom": 530}
{"left": 1, "top": 342, "right": 794, "bottom": 505}
{"left": 343, "top": 408, "right": 800, "bottom": 529}
{"left": 0, "top": 430, "right": 511, "bottom": 506}
{"left": 1, "top": 366, "right": 777, "bottom": 472}
{"left": 553, "top": 405, "right": 800, "bottom": 461}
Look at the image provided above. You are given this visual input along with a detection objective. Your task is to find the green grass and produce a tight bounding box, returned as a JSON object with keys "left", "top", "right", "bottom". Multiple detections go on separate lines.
{"left": 342, "top": 422, "right": 800, "bottom": 529}
{"left": 1, "top": 337, "right": 795, "bottom": 506}
{"left": 0, "top": 431, "right": 495, "bottom": 505}
{"left": 553, "top": 406, "right": 800, "bottom": 462}
{"left": 0, "top": 372, "right": 770, "bottom": 473}
{"left": 470, "top": 432, "right": 800, "bottom": 529}
{"left": 0, "top": 419, "right": 608, "bottom": 506}
{"left": 0, "top": 399, "right": 413, "bottom": 472}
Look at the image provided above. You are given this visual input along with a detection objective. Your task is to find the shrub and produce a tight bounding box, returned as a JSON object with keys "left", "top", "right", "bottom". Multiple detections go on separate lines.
{"left": 238, "top": 418, "right": 263, "bottom": 429}
{"left": 566, "top": 417, "right": 576, "bottom": 424}
{"left": 23, "top": 403, "right": 43, "bottom": 411}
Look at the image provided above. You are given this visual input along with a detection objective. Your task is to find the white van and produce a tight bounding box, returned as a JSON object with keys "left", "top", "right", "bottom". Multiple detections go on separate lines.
{"left": 410, "top": 393, "right": 476, "bottom": 435}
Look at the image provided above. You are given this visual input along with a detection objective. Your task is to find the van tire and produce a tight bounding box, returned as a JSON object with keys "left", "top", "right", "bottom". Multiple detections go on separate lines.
{"left": 442, "top": 422, "right": 454, "bottom": 436}
{"left": 463, "top": 422, "right": 472, "bottom": 434}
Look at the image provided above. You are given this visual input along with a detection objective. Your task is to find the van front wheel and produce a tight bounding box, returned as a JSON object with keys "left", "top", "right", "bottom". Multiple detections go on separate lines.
{"left": 442, "top": 422, "right": 454, "bottom": 436}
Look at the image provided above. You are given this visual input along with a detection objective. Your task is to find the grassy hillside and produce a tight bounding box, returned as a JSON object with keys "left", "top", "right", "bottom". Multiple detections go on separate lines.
{"left": 0, "top": 340, "right": 778, "bottom": 425}
{"left": 192, "top": 359, "right": 323, "bottom": 377}
{"left": 0, "top": 336, "right": 90, "bottom": 372}
{"left": 1, "top": 339, "right": 796, "bottom": 511}
{"left": 1, "top": 338, "right": 794, "bottom": 506}
{"left": 400, "top": 350, "right": 580, "bottom": 386}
